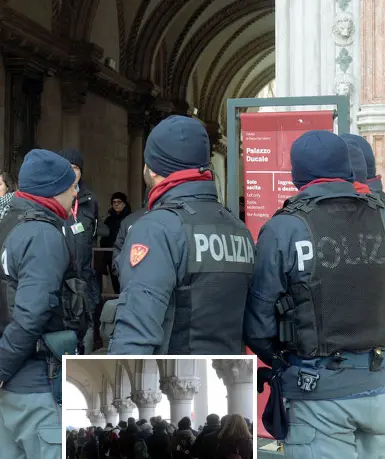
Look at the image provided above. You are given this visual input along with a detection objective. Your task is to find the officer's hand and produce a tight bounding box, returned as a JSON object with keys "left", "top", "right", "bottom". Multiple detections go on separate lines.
{"left": 257, "top": 367, "right": 273, "bottom": 393}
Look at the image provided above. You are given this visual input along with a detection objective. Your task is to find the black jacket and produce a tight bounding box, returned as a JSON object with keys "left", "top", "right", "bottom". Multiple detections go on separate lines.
{"left": 64, "top": 180, "right": 99, "bottom": 307}
{"left": 100, "top": 205, "right": 131, "bottom": 248}
{"left": 191, "top": 426, "right": 219, "bottom": 458}
{"left": 112, "top": 206, "right": 148, "bottom": 276}
{"left": 147, "top": 431, "right": 172, "bottom": 459}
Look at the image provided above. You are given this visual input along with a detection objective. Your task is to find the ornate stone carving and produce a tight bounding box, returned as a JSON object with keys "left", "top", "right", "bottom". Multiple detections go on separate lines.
{"left": 131, "top": 390, "right": 162, "bottom": 408}
{"left": 334, "top": 73, "right": 354, "bottom": 97}
{"left": 212, "top": 359, "right": 253, "bottom": 385}
{"left": 101, "top": 404, "right": 118, "bottom": 417}
{"left": 336, "top": 47, "right": 353, "bottom": 73}
{"left": 113, "top": 398, "right": 136, "bottom": 413}
{"left": 86, "top": 409, "right": 105, "bottom": 425}
{"left": 333, "top": 13, "right": 355, "bottom": 46}
{"left": 160, "top": 377, "right": 201, "bottom": 401}
{"left": 337, "top": 0, "right": 351, "bottom": 12}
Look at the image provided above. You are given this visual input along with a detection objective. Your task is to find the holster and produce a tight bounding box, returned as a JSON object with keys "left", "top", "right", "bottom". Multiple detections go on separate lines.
{"left": 261, "top": 358, "right": 289, "bottom": 440}
{"left": 39, "top": 330, "right": 78, "bottom": 405}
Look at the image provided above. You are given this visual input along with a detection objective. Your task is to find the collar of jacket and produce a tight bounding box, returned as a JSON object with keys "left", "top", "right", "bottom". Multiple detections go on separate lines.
{"left": 11, "top": 196, "right": 66, "bottom": 224}
{"left": 368, "top": 175, "right": 383, "bottom": 192}
{"left": 296, "top": 180, "right": 359, "bottom": 200}
{"left": 151, "top": 180, "right": 218, "bottom": 209}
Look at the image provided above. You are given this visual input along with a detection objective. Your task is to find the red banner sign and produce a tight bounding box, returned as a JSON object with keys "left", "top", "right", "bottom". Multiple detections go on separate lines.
{"left": 240, "top": 111, "right": 334, "bottom": 439}
{"left": 240, "top": 111, "right": 334, "bottom": 240}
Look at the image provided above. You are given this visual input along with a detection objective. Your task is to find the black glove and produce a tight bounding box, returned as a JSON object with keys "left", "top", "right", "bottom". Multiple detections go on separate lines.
{"left": 257, "top": 367, "right": 273, "bottom": 393}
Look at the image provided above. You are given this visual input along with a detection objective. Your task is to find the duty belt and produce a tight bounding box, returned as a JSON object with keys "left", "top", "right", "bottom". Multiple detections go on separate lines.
{"left": 288, "top": 349, "right": 385, "bottom": 371}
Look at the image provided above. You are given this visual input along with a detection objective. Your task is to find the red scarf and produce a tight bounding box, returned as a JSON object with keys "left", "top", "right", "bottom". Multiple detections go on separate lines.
{"left": 299, "top": 178, "right": 346, "bottom": 192}
{"left": 368, "top": 175, "right": 382, "bottom": 183}
{"left": 15, "top": 191, "right": 68, "bottom": 220}
{"left": 353, "top": 181, "right": 371, "bottom": 194}
{"left": 148, "top": 169, "right": 213, "bottom": 210}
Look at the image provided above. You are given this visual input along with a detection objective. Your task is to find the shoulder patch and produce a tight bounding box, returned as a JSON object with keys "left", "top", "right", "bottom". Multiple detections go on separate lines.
{"left": 130, "top": 244, "right": 149, "bottom": 267}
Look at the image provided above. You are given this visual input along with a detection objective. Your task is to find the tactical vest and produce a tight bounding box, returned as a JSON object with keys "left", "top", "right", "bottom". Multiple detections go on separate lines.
{"left": 276, "top": 193, "right": 385, "bottom": 358}
{"left": 155, "top": 200, "right": 255, "bottom": 355}
{"left": 0, "top": 205, "right": 91, "bottom": 340}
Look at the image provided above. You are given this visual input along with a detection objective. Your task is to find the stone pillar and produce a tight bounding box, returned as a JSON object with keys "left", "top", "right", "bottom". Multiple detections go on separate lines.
{"left": 131, "top": 390, "right": 162, "bottom": 421}
{"left": 128, "top": 126, "right": 145, "bottom": 210}
{"left": 276, "top": 0, "right": 360, "bottom": 130}
{"left": 213, "top": 360, "right": 253, "bottom": 420}
{"left": 101, "top": 403, "right": 119, "bottom": 427}
{"left": 113, "top": 398, "right": 136, "bottom": 422}
{"left": 357, "top": 0, "right": 385, "bottom": 177}
{"left": 61, "top": 74, "right": 87, "bottom": 149}
{"left": 160, "top": 376, "right": 200, "bottom": 424}
{"left": 86, "top": 409, "right": 106, "bottom": 426}
{"left": 192, "top": 360, "right": 209, "bottom": 429}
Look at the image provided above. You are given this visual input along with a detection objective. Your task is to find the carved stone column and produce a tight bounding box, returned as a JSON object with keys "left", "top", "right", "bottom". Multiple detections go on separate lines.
{"left": 160, "top": 376, "right": 201, "bottom": 424}
{"left": 357, "top": 0, "right": 385, "bottom": 178}
{"left": 131, "top": 390, "right": 162, "bottom": 421}
{"left": 86, "top": 409, "right": 106, "bottom": 427}
{"left": 213, "top": 359, "right": 253, "bottom": 420}
{"left": 101, "top": 403, "right": 119, "bottom": 427}
{"left": 276, "top": 0, "right": 360, "bottom": 130}
{"left": 113, "top": 398, "right": 137, "bottom": 422}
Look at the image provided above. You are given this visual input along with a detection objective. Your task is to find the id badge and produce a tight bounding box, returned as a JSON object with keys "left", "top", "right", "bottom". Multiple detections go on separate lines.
{"left": 71, "top": 222, "right": 85, "bottom": 235}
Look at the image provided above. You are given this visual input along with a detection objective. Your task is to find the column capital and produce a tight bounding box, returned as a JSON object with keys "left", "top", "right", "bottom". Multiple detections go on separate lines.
{"left": 101, "top": 403, "right": 118, "bottom": 417}
{"left": 113, "top": 398, "right": 136, "bottom": 413}
{"left": 131, "top": 390, "right": 162, "bottom": 408}
{"left": 212, "top": 359, "right": 253, "bottom": 385}
{"left": 86, "top": 409, "right": 105, "bottom": 425}
{"left": 160, "top": 376, "right": 201, "bottom": 401}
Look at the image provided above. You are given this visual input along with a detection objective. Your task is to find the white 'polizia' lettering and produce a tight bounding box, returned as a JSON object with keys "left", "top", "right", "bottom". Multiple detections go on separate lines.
{"left": 194, "top": 234, "right": 254, "bottom": 264}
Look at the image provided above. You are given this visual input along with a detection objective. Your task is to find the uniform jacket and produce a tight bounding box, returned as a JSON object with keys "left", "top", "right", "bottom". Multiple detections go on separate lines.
{"left": 0, "top": 198, "right": 70, "bottom": 393}
{"left": 64, "top": 180, "right": 99, "bottom": 308}
{"left": 108, "top": 181, "right": 251, "bottom": 355}
{"left": 244, "top": 181, "right": 385, "bottom": 400}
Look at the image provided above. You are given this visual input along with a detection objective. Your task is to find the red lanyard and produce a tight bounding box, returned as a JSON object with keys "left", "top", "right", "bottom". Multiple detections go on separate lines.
{"left": 71, "top": 198, "right": 79, "bottom": 222}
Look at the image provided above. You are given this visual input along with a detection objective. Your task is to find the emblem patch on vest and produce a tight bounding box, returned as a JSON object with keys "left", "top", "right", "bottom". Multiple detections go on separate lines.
{"left": 130, "top": 244, "right": 149, "bottom": 267}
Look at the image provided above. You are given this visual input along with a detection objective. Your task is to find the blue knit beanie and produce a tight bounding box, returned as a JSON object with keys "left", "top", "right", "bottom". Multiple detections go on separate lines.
{"left": 144, "top": 115, "right": 210, "bottom": 177}
{"left": 341, "top": 134, "right": 376, "bottom": 179}
{"left": 340, "top": 134, "right": 368, "bottom": 183}
{"left": 19, "top": 149, "right": 76, "bottom": 197}
{"left": 291, "top": 130, "right": 355, "bottom": 189}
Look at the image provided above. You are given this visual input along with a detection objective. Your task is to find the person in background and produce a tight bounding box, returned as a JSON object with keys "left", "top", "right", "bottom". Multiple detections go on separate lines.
{"left": 172, "top": 418, "right": 196, "bottom": 459}
{"left": 100, "top": 192, "right": 131, "bottom": 293}
{"left": 340, "top": 134, "right": 370, "bottom": 193}
{"left": 147, "top": 421, "right": 172, "bottom": 459}
{"left": 191, "top": 413, "right": 220, "bottom": 458}
{"left": 76, "top": 428, "right": 86, "bottom": 459}
{"left": 215, "top": 414, "right": 253, "bottom": 459}
{"left": 0, "top": 171, "right": 17, "bottom": 222}
{"left": 58, "top": 148, "right": 99, "bottom": 352}
{"left": 140, "top": 422, "right": 153, "bottom": 442}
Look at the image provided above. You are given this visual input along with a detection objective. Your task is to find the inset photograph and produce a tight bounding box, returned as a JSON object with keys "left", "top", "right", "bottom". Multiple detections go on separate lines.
{"left": 64, "top": 358, "right": 254, "bottom": 458}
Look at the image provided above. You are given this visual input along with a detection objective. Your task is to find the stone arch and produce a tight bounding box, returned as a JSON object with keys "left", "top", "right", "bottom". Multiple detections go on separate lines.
{"left": 203, "top": 33, "right": 275, "bottom": 121}
{"left": 131, "top": 0, "right": 191, "bottom": 78}
{"left": 165, "top": 0, "right": 214, "bottom": 95}
{"left": 90, "top": 0, "right": 120, "bottom": 66}
{"left": 170, "top": 0, "right": 274, "bottom": 100}
{"left": 198, "top": 11, "right": 271, "bottom": 112}
{"left": 240, "top": 65, "right": 276, "bottom": 99}
{"left": 67, "top": 376, "right": 92, "bottom": 409}
{"left": 58, "top": 0, "right": 99, "bottom": 41}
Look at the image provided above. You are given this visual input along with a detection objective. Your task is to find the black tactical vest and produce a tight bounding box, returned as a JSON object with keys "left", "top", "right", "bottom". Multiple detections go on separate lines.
{"left": 0, "top": 205, "right": 90, "bottom": 339}
{"left": 155, "top": 200, "right": 255, "bottom": 355}
{"left": 276, "top": 194, "right": 385, "bottom": 358}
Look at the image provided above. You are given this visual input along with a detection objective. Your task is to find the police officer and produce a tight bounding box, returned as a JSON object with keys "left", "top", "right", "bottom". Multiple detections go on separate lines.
{"left": 0, "top": 149, "right": 77, "bottom": 458}
{"left": 58, "top": 148, "right": 99, "bottom": 352}
{"left": 244, "top": 131, "right": 385, "bottom": 458}
{"left": 340, "top": 134, "right": 371, "bottom": 193}
{"left": 109, "top": 115, "right": 254, "bottom": 355}
{"left": 344, "top": 134, "right": 385, "bottom": 201}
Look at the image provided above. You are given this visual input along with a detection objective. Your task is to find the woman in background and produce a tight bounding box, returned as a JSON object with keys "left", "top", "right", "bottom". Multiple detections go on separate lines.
{"left": 0, "top": 171, "right": 17, "bottom": 222}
